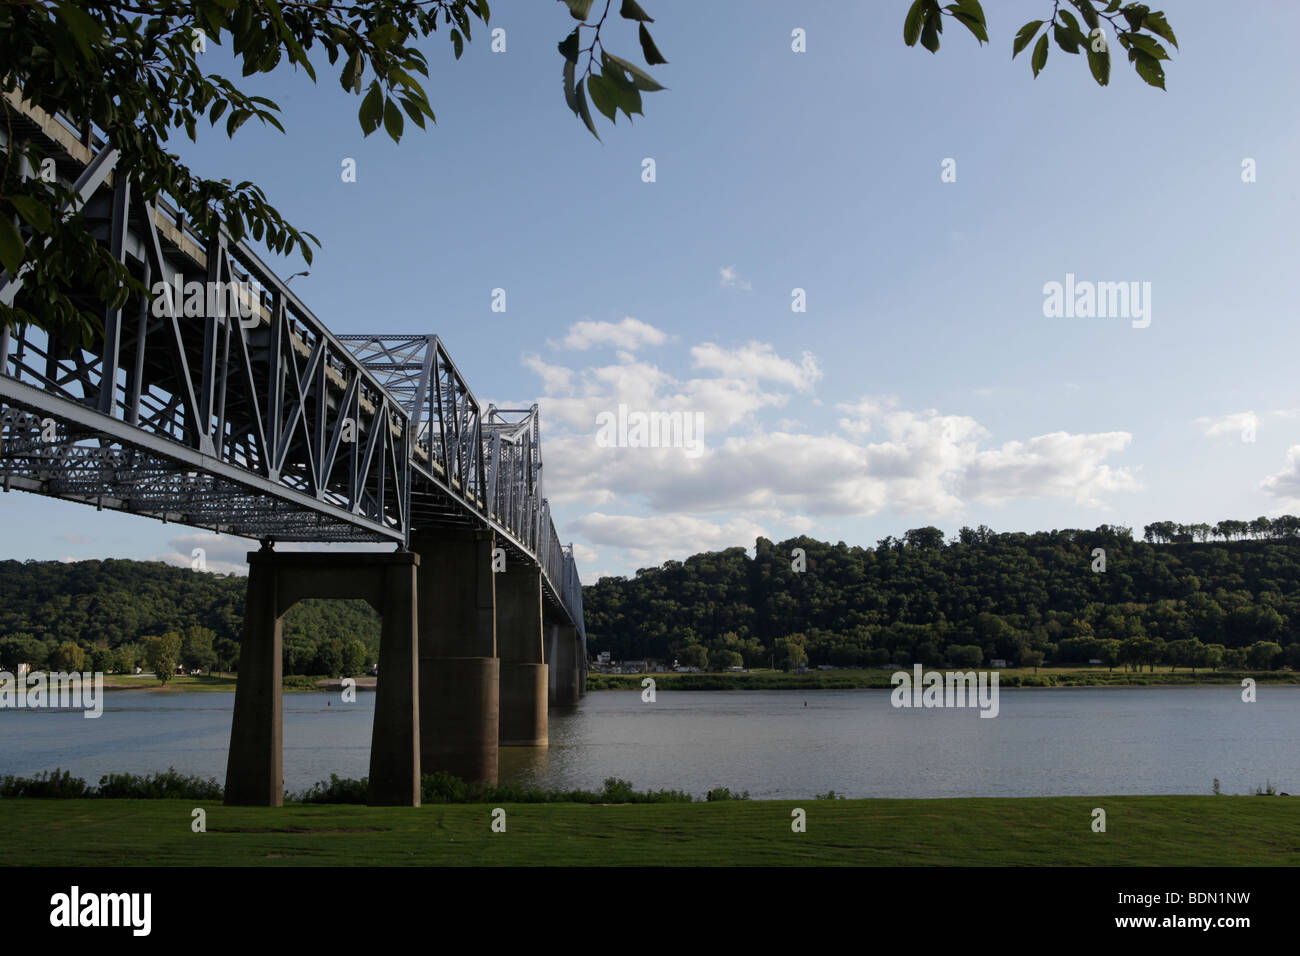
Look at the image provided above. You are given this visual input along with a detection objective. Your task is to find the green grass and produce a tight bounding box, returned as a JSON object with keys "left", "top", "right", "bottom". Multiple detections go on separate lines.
{"left": 1, "top": 795, "right": 1296, "bottom": 866}
{"left": 104, "top": 674, "right": 337, "bottom": 692}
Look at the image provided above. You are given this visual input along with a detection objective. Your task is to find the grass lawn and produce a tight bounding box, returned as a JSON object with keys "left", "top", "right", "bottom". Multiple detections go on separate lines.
{"left": 1, "top": 796, "right": 1296, "bottom": 866}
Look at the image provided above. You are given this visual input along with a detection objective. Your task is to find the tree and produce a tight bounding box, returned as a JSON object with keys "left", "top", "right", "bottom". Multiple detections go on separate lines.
{"left": 113, "top": 642, "right": 143, "bottom": 675}
{"left": 341, "top": 640, "right": 367, "bottom": 677}
{"left": 144, "top": 632, "right": 182, "bottom": 685}
{"left": 1246, "top": 642, "right": 1283, "bottom": 671}
{"left": 708, "top": 648, "right": 743, "bottom": 672}
{"left": 948, "top": 644, "right": 983, "bottom": 668}
{"left": 180, "top": 625, "right": 217, "bottom": 674}
{"left": 0, "top": 0, "right": 666, "bottom": 342}
{"left": 1198, "top": 644, "right": 1225, "bottom": 673}
{"left": 678, "top": 644, "right": 708, "bottom": 669}
{"left": 50, "top": 641, "right": 85, "bottom": 672}
{"left": 1097, "top": 639, "right": 1121, "bottom": 672}
{"left": 1020, "top": 649, "right": 1044, "bottom": 674}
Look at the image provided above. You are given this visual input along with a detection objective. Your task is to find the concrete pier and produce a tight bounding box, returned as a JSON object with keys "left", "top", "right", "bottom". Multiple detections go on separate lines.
{"left": 225, "top": 550, "right": 421, "bottom": 807}
{"left": 496, "top": 564, "right": 548, "bottom": 746}
{"left": 548, "top": 621, "right": 581, "bottom": 707}
{"left": 411, "top": 528, "right": 500, "bottom": 784}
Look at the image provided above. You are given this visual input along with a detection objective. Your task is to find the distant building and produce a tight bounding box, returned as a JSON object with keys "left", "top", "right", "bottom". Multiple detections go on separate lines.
{"left": 990, "top": 659, "right": 1008, "bottom": 668}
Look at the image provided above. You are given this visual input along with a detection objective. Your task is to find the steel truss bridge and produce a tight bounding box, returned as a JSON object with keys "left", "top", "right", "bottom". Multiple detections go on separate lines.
{"left": 0, "top": 92, "right": 584, "bottom": 642}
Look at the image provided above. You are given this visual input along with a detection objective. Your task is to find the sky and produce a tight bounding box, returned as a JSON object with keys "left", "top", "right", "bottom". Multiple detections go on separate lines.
{"left": 5, "top": 0, "right": 1300, "bottom": 581}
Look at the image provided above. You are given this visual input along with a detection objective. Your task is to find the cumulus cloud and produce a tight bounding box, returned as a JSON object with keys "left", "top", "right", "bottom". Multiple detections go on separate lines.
{"left": 524, "top": 332, "right": 1139, "bottom": 576}
{"left": 1261, "top": 446, "right": 1300, "bottom": 507}
{"left": 553, "top": 317, "right": 666, "bottom": 352}
{"left": 153, "top": 535, "right": 389, "bottom": 576}
{"left": 690, "top": 341, "right": 821, "bottom": 392}
{"left": 569, "top": 512, "right": 769, "bottom": 569}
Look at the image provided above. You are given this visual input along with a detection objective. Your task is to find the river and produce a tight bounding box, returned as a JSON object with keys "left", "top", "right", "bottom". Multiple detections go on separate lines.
{"left": 1, "top": 685, "right": 1295, "bottom": 798}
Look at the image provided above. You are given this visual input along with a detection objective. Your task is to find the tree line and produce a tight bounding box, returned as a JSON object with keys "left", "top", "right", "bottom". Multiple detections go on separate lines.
{"left": 582, "top": 521, "right": 1300, "bottom": 673}
{"left": 0, "top": 559, "right": 377, "bottom": 677}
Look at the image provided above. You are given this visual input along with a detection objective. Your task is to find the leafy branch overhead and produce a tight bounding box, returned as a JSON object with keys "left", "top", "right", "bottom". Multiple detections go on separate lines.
{"left": 559, "top": 0, "right": 668, "bottom": 141}
{"left": 904, "top": 0, "right": 1178, "bottom": 89}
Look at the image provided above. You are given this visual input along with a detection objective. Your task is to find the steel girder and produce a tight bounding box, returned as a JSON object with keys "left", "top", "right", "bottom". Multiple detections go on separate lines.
{"left": 0, "top": 96, "right": 585, "bottom": 637}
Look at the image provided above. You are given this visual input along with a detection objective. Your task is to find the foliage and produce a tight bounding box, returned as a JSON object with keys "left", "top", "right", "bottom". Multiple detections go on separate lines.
{"left": 144, "top": 631, "right": 182, "bottom": 684}
{"left": 705, "top": 787, "right": 750, "bottom": 801}
{"left": 584, "top": 523, "right": 1300, "bottom": 673}
{"left": 0, "top": 0, "right": 667, "bottom": 345}
{"left": 96, "top": 768, "right": 223, "bottom": 800}
{"left": 0, "top": 559, "right": 381, "bottom": 676}
{"left": 0, "top": 768, "right": 91, "bottom": 798}
{"left": 0, "top": 767, "right": 220, "bottom": 799}
{"left": 290, "top": 772, "right": 697, "bottom": 805}
{"left": 904, "top": 0, "right": 1178, "bottom": 89}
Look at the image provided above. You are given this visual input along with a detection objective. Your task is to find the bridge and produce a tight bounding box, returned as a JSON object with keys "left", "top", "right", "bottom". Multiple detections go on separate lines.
{"left": 0, "top": 92, "right": 587, "bottom": 806}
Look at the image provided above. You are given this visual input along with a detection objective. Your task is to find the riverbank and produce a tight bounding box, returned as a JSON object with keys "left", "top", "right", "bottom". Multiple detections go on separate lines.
{"left": 586, "top": 666, "right": 1300, "bottom": 691}
{"left": 98, "top": 674, "right": 377, "bottom": 693}
{"left": 0, "top": 795, "right": 1295, "bottom": 865}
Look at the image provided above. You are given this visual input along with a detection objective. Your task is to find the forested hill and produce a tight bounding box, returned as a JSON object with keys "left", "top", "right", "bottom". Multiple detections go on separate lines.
{"left": 582, "top": 523, "right": 1300, "bottom": 671}
{"left": 0, "top": 558, "right": 380, "bottom": 675}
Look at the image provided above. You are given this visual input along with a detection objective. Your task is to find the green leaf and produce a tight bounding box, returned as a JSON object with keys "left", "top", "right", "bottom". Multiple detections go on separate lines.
{"left": 383, "top": 97, "right": 404, "bottom": 141}
{"left": 619, "top": 0, "right": 654, "bottom": 22}
{"left": 575, "top": 78, "right": 600, "bottom": 140}
{"left": 1031, "top": 33, "right": 1049, "bottom": 76}
{"left": 948, "top": 8, "right": 989, "bottom": 45}
{"left": 1053, "top": 22, "right": 1081, "bottom": 54}
{"left": 1087, "top": 44, "right": 1110, "bottom": 85}
{"left": 602, "top": 51, "right": 666, "bottom": 91}
{"left": 0, "top": 216, "right": 24, "bottom": 274}
{"left": 341, "top": 48, "right": 362, "bottom": 93}
{"left": 1131, "top": 49, "right": 1166, "bottom": 89}
{"left": 450, "top": 28, "right": 464, "bottom": 59}
{"left": 1071, "top": 0, "right": 1101, "bottom": 30}
{"left": 1013, "top": 20, "right": 1044, "bottom": 58}
{"left": 563, "top": 58, "right": 578, "bottom": 112}
{"left": 565, "top": 0, "right": 595, "bottom": 20}
{"left": 587, "top": 73, "right": 618, "bottom": 122}
{"left": 54, "top": 2, "right": 102, "bottom": 60}
{"left": 904, "top": 0, "right": 926, "bottom": 46}
{"left": 9, "top": 196, "right": 52, "bottom": 232}
{"left": 359, "top": 83, "right": 383, "bottom": 135}
{"left": 1125, "top": 33, "right": 1169, "bottom": 60}
{"left": 558, "top": 29, "right": 580, "bottom": 63}
{"left": 638, "top": 23, "right": 667, "bottom": 64}
{"left": 1142, "top": 11, "right": 1178, "bottom": 49}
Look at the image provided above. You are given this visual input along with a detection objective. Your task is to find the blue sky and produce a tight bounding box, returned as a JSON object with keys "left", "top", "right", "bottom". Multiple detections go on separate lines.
{"left": 6, "top": 0, "right": 1300, "bottom": 580}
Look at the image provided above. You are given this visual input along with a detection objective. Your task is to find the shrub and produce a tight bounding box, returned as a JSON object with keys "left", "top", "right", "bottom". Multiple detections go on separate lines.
{"left": 0, "top": 769, "right": 91, "bottom": 798}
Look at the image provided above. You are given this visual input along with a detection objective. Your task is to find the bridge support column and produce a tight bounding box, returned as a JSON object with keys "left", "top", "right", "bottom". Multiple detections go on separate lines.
{"left": 548, "top": 621, "right": 581, "bottom": 707}
{"left": 412, "top": 528, "right": 500, "bottom": 784}
{"left": 225, "top": 551, "right": 421, "bottom": 807}
{"left": 496, "top": 564, "right": 547, "bottom": 746}
{"left": 225, "top": 557, "right": 283, "bottom": 806}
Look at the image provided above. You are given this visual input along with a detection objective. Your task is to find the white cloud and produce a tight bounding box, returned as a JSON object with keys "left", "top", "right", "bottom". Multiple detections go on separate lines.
{"left": 553, "top": 317, "right": 666, "bottom": 352}
{"left": 569, "top": 512, "right": 768, "bottom": 569}
{"left": 719, "top": 265, "right": 752, "bottom": 291}
{"left": 1194, "top": 410, "right": 1258, "bottom": 440}
{"left": 959, "top": 431, "right": 1140, "bottom": 508}
{"left": 690, "top": 341, "right": 821, "bottom": 392}
{"left": 1261, "top": 446, "right": 1300, "bottom": 507}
